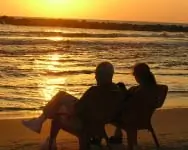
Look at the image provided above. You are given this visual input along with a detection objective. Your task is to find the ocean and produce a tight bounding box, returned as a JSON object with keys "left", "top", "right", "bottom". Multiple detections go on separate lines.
{"left": 0, "top": 24, "right": 188, "bottom": 119}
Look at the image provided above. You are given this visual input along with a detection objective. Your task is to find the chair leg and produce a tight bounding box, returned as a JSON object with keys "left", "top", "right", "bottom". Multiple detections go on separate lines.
{"left": 78, "top": 132, "right": 89, "bottom": 150}
{"left": 49, "top": 119, "right": 61, "bottom": 150}
{"left": 126, "top": 129, "right": 137, "bottom": 150}
{"left": 104, "top": 130, "right": 112, "bottom": 150}
{"left": 150, "top": 126, "right": 160, "bottom": 148}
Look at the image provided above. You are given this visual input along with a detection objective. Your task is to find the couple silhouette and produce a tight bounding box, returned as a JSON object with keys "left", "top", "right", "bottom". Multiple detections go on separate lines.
{"left": 22, "top": 61, "right": 168, "bottom": 150}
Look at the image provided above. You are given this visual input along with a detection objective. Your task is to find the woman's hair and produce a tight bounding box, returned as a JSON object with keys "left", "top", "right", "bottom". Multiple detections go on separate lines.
{"left": 133, "top": 63, "right": 156, "bottom": 86}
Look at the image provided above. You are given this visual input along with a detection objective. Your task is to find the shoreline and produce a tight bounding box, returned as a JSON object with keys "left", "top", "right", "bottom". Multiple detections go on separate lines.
{"left": 0, "top": 108, "right": 188, "bottom": 149}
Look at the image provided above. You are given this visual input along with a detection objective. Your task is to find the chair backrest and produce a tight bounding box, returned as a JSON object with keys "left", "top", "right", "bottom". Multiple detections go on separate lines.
{"left": 86, "top": 85, "right": 124, "bottom": 122}
{"left": 154, "top": 84, "right": 168, "bottom": 108}
{"left": 121, "top": 84, "right": 168, "bottom": 129}
{"left": 80, "top": 83, "right": 125, "bottom": 137}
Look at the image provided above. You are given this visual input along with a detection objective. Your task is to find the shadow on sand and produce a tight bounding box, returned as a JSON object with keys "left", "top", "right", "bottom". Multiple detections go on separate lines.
{"left": 1, "top": 139, "right": 188, "bottom": 150}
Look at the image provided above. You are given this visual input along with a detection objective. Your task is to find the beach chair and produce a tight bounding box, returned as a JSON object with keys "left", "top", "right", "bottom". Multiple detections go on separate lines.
{"left": 119, "top": 84, "right": 168, "bottom": 150}
{"left": 48, "top": 115, "right": 103, "bottom": 150}
{"left": 48, "top": 85, "right": 124, "bottom": 150}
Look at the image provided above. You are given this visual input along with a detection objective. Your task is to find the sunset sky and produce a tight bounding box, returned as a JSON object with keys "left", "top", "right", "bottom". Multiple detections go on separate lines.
{"left": 0, "top": 0, "right": 187, "bottom": 23}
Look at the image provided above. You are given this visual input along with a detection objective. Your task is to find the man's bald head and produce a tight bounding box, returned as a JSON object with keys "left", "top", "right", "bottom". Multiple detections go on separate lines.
{"left": 95, "top": 62, "right": 114, "bottom": 85}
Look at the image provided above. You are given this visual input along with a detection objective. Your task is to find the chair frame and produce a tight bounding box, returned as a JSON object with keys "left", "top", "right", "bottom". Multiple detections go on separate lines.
{"left": 48, "top": 116, "right": 110, "bottom": 150}
{"left": 121, "top": 110, "right": 160, "bottom": 150}
{"left": 120, "top": 84, "right": 168, "bottom": 150}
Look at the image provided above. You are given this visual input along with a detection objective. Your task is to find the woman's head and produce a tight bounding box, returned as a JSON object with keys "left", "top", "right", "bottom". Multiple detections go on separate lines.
{"left": 95, "top": 61, "right": 114, "bottom": 85}
{"left": 133, "top": 63, "right": 156, "bottom": 86}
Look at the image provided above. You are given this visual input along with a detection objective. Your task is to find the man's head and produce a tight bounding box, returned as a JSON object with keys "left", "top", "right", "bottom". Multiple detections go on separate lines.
{"left": 95, "top": 61, "right": 114, "bottom": 85}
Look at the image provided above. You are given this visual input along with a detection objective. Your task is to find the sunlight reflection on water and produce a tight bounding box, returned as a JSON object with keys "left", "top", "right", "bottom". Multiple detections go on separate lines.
{"left": 40, "top": 77, "right": 67, "bottom": 102}
{"left": 48, "top": 37, "right": 64, "bottom": 41}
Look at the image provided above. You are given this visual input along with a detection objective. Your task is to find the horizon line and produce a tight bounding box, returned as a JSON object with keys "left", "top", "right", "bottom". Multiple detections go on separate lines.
{"left": 1, "top": 15, "right": 188, "bottom": 26}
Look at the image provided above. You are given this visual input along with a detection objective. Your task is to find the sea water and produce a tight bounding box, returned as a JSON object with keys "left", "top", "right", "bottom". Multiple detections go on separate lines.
{"left": 0, "top": 24, "right": 188, "bottom": 119}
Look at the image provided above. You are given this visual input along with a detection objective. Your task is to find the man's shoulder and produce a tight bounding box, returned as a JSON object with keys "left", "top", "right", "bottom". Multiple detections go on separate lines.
{"left": 85, "top": 85, "right": 98, "bottom": 92}
{"left": 128, "top": 85, "right": 139, "bottom": 93}
{"left": 88, "top": 83, "right": 119, "bottom": 90}
{"left": 84, "top": 83, "right": 121, "bottom": 98}
{"left": 82, "top": 85, "right": 102, "bottom": 97}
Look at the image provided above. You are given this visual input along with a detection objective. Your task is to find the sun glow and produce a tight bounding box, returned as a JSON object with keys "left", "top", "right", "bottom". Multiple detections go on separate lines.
{"left": 1, "top": 0, "right": 188, "bottom": 23}
{"left": 27, "top": 0, "right": 90, "bottom": 19}
{"left": 46, "top": 0, "right": 70, "bottom": 6}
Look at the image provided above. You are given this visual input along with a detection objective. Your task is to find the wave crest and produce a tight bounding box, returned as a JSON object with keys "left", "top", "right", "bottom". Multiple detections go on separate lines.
{"left": 0, "top": 31, "right": 187, "bottom": 38}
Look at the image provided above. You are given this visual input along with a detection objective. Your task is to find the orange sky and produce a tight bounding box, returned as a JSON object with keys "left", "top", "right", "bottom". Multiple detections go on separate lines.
{"left": 0, "top": 0, "right": 187, "bottom": 23}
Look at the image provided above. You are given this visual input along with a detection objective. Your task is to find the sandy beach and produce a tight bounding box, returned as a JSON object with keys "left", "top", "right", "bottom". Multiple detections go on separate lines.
{"left": 0, "top": 108, "right": 188, "bottom": 150}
